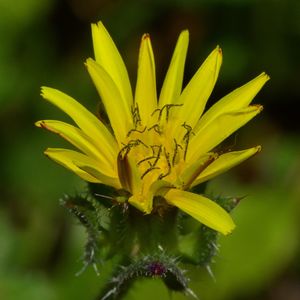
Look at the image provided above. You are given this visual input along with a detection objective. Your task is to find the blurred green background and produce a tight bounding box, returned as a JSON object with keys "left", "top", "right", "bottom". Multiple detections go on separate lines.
{"left": 1, "top": 0, "right": 299, "bottom": 299}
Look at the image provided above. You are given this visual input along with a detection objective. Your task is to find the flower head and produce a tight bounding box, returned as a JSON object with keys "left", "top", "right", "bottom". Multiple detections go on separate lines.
{"left": 36, "top": 21, "right": 269, "bottom": 235}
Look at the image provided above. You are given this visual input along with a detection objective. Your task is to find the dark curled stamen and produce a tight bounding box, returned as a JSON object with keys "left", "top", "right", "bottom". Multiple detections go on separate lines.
{"left": 120, "top": 139, "right": 148, "bottom": 156}
{"left": 138, "top": 145, "right": 162, "bottom": 167}
{"left": 165, "top": 104, "right": 183, "bottom": 121}
{"left": 158, "top": 148, "right": 171, "bottom": 180}
{"left": 182, "top": 122, "right": 194, "bottom": 140}
{"left": 152, "top": 145, "right": 162, "bottom": 166}
{"left": 137, "top": 156, "right": 156, "bottom": 166}
{"left": 182, "top": 122, "right": 195, "bottom": 160}
{"left": 151, "top": 104, "right": 183, "bottom": 122}
{"left": 151, "top": 145, "right": 161, "bottom": 155}
{"left": 129, "top": 139, "right": 148, "bottom": 148}
{"left": 183, "top": 143, "right": 188, "bottom": 161}
{"left": 141, "top": 166, "right": 160, "bottom": 179}
{"left": 151, "top": 108, "right": 162, "bottom": 120}
{"left": 148, "top": 124, "right": 162, "bottom": 135}
{"left": 131, "top": 104, "right": 141, "bottom": 127}
{"left": 127, "top": 126, "right": 147, "bottom": 137}
{"left": 172, "top": 139, "right": 183, "bottom": 166}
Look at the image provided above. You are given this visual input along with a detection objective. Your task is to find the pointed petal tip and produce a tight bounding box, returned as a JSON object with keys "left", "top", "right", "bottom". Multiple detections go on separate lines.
{"left": 219, "top": 217, "right": 236, "bottom": 235}
{"left": 44, "top": 148, "right": 51, "bottom": 156}
{"left": 255, "top": 145, "right": 262, "bottom": 153}
{"left": 248, "top": 104, "right": 263, "bottom": 114}
{"left": 34, "top": 120, "right": 42, "bottom": 127}
{"left": 91, "top": 21, "right": 98, "bottom": 28}
{"left": 84, "top": 57, "right": 94, "bottom": 65}
{"left": 211, "top": 45, "right": 222, "bottom": 63}
{"left": 215, "top": 45, "right": 222, "bottom": 55}
{"left": 180, "top": 29, "right": 189, "bottom": 38}
{"left": 142, "top": 33, "right": 150, "bottom": 40}
{"left": 84, "top": 58, "right": 98, "bottom": 71}
{"left": 35, "top": 120, "right": 53, "bottom": 131}
{"left": 259, "top": 72, "right": 271, "bottom": 82}
{"left": 40, "top": 86, "right": 47, "bottom": 97}
{"left": 34, "top": 120, "right": 55, "bottom": 132}
{"left": 84, "top": 58, "right": 94, "bottom": 70}
{"left": 85, "top": 58, "right": 102, "bottom": 73}
{"left": 91, "top": 20, "right": 105, "bottom": 30}
{"left": 222, "top": 222, "right": 236, "bottom": 235}
{"left": 215, "top": 211, "right": 236, "bottom": 236}
{"left": 177, "top": 30, "right": 189, "bottom": 47}
{"left": 40, "top": 86, "right": 56, "bottom": 99}
{"left": 253, "top": 104, "right": 264, "bottom": 112}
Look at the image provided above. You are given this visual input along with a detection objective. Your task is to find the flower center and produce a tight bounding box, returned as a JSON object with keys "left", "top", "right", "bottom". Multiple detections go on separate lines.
{"left": 120, "top": 104, "right": 194, "bottom": 186}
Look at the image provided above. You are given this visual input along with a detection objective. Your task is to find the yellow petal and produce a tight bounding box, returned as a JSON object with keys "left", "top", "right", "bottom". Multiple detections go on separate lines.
{"left": 75, "top": 163, "right": 121, "bottom": 189}
{"left": 41, "top": 87, "right": 117, "bottom": 168}
{"left": 44, "top": 148, "right": 101, "bottom": 183}
{"left": 177, "top": 153, "right": 216, "bottom": 189}
{"left": 165, "top": 189, "right": 235, "bottom": 235}
{"left": 117, "top": 152, "right": 142, "bottom": 194}
{"left": 129, "top": 180, "right": 173, "bottom": 214}
{"left": 171, "top": 46, "right": 222, "bottom": 132}
{"left": 86, "top": 58, "right": 133, "bottom": 144}
{"left": 91, "top": 22, "right": 133, "bottom": 109}
{"left": 45, "top": 148, "right": 120, "bottom": 188}
{"left": 135, "top": 34, "right": 157, "bottom": 125}
{"left": 195, "top": 72, "right": 269, "bottom": 133}
{"left": 159, "top": 30, "right": 189, "bottom": 107}
{"left": 192, "top": 146, "right": 261, "bottom": 187}
{"left": 128, "top": 193, "right": 153, "bottom": 214}
{"left": 188, "top": 105, "right": 263, "bottom": 162}
{"left": 35, "top": 120, "right": 114, "bottom": 176}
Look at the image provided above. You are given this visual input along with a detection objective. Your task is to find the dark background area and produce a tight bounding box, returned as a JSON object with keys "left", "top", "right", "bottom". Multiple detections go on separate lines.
{"left": 0, "top": 0, "right": 299, "bottom": 299}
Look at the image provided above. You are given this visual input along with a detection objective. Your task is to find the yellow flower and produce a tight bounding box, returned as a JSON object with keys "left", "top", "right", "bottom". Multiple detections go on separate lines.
{"left": 36, "top": 21, "right": 269, "bottom": 235}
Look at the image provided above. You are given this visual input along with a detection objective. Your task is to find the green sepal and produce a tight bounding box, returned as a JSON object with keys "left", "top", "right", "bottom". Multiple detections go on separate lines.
{"left": 60, "top": 193, "right": 106, "bottom": 274}
{"left": 105, "top": 204, "right": 132, "bottom": 259}
{"left": 178, "top": 224, "right": 218, "bottom": 267}
{"left": 105, "top": 204, "right": 179, "bottom": 259}
{"left": 128, "top": 204, "right": 179, "bottom": 254}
